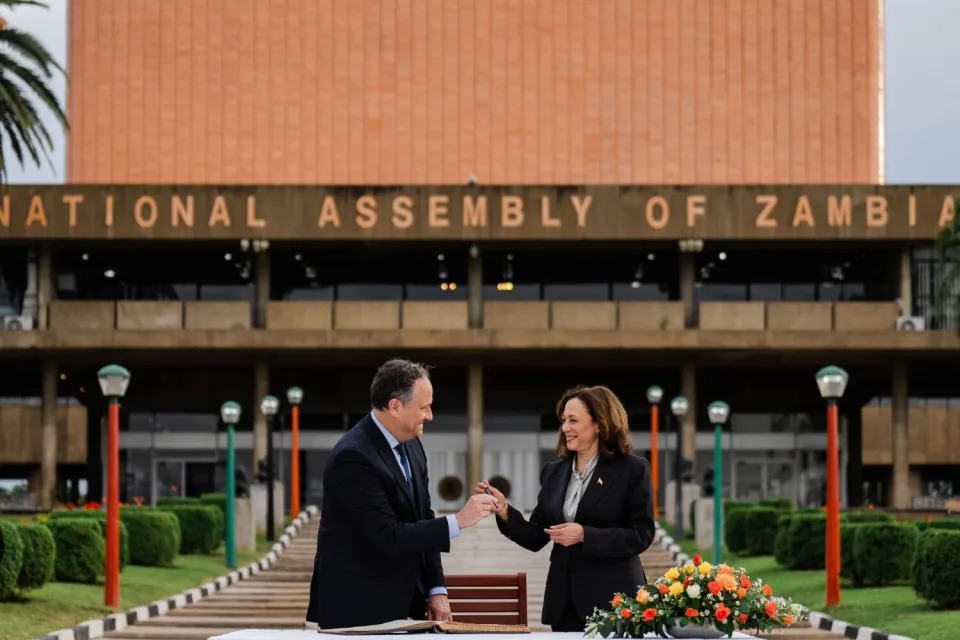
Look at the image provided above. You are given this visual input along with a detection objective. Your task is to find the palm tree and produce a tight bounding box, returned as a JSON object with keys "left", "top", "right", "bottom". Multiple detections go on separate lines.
{"left": 935, "top": 197, "right": 960, "bottom": 330}
{"left": 0, "top": 0, "right": 67, "bottom": 182}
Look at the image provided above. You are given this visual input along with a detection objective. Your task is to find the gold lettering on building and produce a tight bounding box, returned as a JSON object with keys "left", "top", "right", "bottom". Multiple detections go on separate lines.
{"left": 571, "top": 195, "right": 592, "bottom": 228}
{"left": 429, "top": 195, "right": 450, "bottom": 227}
{"left": 792, "top": 196, "right": 815, "bottom": 227}
{"left": 318, "top": 196, "right": 341, "bottom": 228}
{"left": 0, "top": 195, "right": 8, "bottom": 227}
{"left": 134, "top": 196, "right": 159, "bottom": 228}
{"left": 172, "top": 195, "right": 195, "bottom": 227}
{"left": 62, "top": 195, "right": 83, "bottom": 227}
{"left": 755, "top": 195, "right": 778, "bottom": 228}
{"left": 392, "top": 196, "right": 413, "bottom": 229}
{"left": 827, "top": 195, "right": 851, "bottom": 227}
{"left": 541, "top": 195, "right": 560, "bottom": 228}
{"left": 866, "top": 196, "right": 888, "bottom": 227}
{"left": 939, "top": 195, "right": 955, "bottom": 227}
{"left": 356, "top": 195, "right": 378, "bottom": 229}
{"left": 246, "top": 196, "right": 265, "bottom": 228}
{"left": 501, "top": 196, "right": 523, "bottom": 228}
{"left": 645, "top": 196, "right": 669, "bottom": 230}
{"left": 908, "top": 195, "right": 917, "bottom": 228}
{"left": 686, "top": 195, "right": 706, "bottom": 227}
{"left": 104, "top": 195, "right": 115, "bottom": 227}
{"left": 25, "top": 195, "right": 47, "bottom": 227}
{"left": 463, "top": 195, "right": 487, "bottom": 227}
{"left": 208, "top": 196, "right": 232, "bottom": 227}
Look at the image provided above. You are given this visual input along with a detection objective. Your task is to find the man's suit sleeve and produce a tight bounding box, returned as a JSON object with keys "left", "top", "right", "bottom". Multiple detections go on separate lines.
{"left": 581, "top": 456, "right": 656, "bottom": 558}
{"left": 329, "top": 447, "right": 451, "bottom": 557}
{"left": 495, "top": 463, "right": 552, "bottom": 552}
{"left": 416, "top": 439, "right": 446, "bottom": 593}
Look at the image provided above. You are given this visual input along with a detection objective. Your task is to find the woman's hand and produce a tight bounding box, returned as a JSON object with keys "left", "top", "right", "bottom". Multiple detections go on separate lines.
{"left": 544, "top": 522, "right": 584, "bottom": 546}
{"left": 474, "top": 482, "right": 508, "bottom": 519}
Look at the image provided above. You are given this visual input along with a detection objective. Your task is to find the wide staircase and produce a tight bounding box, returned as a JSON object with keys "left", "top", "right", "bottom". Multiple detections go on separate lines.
{"left": 101, "top": 513, "right": 843, "bottom": 639}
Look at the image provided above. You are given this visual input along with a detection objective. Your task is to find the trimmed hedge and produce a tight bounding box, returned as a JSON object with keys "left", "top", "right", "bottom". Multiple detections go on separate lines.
{"left": 16, "top": 524, "right": 55, "bottom": 591}
{"left": 757, "top": 498, "right": 793, "bottom": 510}
{"left": 156, "top": 497, "right": 201, "bottom": 508}
{"left": 0, "top": 521, "right": 24, "bottom": 601}
{"left": 914, "top": 518, "right": 960, "bottom": 533}
{"left": 912, "top": 529, "right": 960, "bottom": 608}
{"left": 853, "top": 522, "right": 917, "bottom": 587}
{"left": 743, "top": 507, "right": 780, "bottom": 556}
{"left": 199, "top": 494, "right": 227, "bottom": 541}
{"left": 841, "top": 523, "right": 865, "bottom": 587}
{"left": 786, "top": 513, "right": 827, "bottom": 569}
{"left": 120, "top": 509, "right": 180, "bottom": 567}
{"left": 48, "top": 510, "right": 129, "bottom": 570}
{"left": 844, "top": 510, "right": 894, "bottom": 524}
{"left": 160, "top": 505, "right": 221, "bottom": 554}
{"left": 773, "top": 513, "right": 792, "bottom": 567}
{"left": 47, "top": 519, "right": 104, "bottom": 584}
{"left": 724, "top": 507, "right": 751, "bottom": 553}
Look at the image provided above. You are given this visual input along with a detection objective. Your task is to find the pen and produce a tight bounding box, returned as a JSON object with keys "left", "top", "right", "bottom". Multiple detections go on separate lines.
{"left": 483, "top": 484, "right": 500, "bottom": 511}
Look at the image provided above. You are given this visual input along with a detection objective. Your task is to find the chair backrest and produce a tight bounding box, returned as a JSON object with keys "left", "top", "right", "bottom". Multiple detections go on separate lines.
{"left": 445, "top": 573, "right": 528, "bottom": 625}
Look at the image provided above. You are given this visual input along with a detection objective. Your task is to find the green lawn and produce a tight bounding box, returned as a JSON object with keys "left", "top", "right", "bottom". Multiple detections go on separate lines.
{"left": 0, "top": 540, "right": 274, "bottom": 640}
{"left": 677, "top": 539, "right": 960, "bottom": 640}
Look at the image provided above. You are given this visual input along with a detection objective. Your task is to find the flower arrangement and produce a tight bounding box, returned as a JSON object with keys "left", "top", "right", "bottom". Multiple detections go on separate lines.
{"left": 584, "top": 554, "right": 807, "bottom": 638}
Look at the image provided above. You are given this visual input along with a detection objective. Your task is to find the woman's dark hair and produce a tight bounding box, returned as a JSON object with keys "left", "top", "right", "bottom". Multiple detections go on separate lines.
{"left": 555, "top": 385, "right": 632, "bottom": 459}
{"left": 370, "top": 358, "right": 431, "bottom": 410}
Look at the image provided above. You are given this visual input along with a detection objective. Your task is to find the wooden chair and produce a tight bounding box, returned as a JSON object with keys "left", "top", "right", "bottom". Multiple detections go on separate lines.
{"left": 445, "top": 573, "right": 528, "bottom": 625}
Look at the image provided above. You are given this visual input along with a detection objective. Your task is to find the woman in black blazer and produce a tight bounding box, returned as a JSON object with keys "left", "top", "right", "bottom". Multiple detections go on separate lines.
{"left": 476, "top": 385, "right": 656, "bottom": 632}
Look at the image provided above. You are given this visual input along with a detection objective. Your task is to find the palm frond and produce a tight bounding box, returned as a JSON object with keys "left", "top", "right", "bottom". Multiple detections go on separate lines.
{"left": 0, "top": 1, "right": 48, "bottom": 9}
{"left": 934, "top": 196, "right": 960, "bottom": 331}
{"left": 0, "top": 28, "right": 65, "bottom": 76}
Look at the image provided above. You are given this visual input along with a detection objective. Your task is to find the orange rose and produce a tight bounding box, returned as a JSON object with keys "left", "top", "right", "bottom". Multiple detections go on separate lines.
{"left": 720, "top": 564, "right": 734, "bottom": 575}
{"left": 718, "top": 573, "right": 737, "bottom": 591}
{"left": 765, "top": 601, "right": 778, "bottom": 618}
{"left": 707, "top": 580, "right": 723, "bottom": 595}
{"left": 715, "top": 603, "right": 731, "bottom": 622}
{"left": 685, "top": 608, "right": 699, "bottom": 618}
{"left": 783, "top": 615, "right": 794, "bottom": 625}
{"left": 739, "top": 614, "right": 749, "bottom": 623}
{"left": 737, "top": 587, "right": 747, "bottom": 599}
{"left": 762, "top": 584, "right": 774, "bottom": 597}
{"left": 659, "top": 585, "right": 669, "bottom": 594}
{"left": 612, "top": 594, "right": 623, "bottom": 607}
{"left": 642, "top": 608, "right": 657, "bottom": 622}
{"left": 620, "top": 608, "right": 632, "bottom": 619}
{"left": 739, "top": 575, "right": 752, "bottom": 589}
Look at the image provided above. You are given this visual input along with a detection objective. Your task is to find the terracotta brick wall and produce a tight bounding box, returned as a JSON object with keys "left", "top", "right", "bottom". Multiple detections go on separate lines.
{"left": 67, "top": 0, "right": 880, "bottom": 185}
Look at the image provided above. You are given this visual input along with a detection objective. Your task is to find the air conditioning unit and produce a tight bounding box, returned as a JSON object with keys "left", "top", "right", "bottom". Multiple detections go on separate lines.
{"left": 896, "top": 316, "right": 926, "bottom": 331}
{"left": 2, "top": 315, "right": 35, "bottom": 331}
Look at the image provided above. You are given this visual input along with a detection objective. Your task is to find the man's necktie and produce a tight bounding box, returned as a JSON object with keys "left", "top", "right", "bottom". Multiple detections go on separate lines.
{"left": 395, "top": 442, "right": 414, "bottom": 493}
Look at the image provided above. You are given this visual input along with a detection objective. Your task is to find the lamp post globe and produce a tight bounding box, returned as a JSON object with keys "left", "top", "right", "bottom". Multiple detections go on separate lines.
{"left": 646, "top": 385, "right": 663, "bottom": 405}
{"left": 670, "top": 396, "right": 689, "bottom": 417}
{"left": 286, "top": 386, "right": 304, "bottom": 406}
{"left": 97, "top": 364, "right": 131, "bottom": 398}
{"left": 816, "top": 366, "right": 849, "bottom": 400}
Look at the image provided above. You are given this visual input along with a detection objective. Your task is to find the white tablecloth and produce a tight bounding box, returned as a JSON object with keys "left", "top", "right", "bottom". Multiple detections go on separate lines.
{"left": 208, "top": 631, "right": 752, "bottom": 640}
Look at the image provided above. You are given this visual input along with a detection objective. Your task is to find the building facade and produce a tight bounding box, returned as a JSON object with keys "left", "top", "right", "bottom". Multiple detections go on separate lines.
{"left": 2, "top": 0, "right": 957, "bottom": 514}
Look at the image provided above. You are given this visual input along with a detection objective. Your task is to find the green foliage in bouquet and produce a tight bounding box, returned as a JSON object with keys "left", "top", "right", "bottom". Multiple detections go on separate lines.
{"left": 584, "top": 553, "right": 807, "bottom": 638}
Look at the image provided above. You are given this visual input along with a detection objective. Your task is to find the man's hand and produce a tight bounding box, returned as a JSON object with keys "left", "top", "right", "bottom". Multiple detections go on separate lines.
{"left": 474, "top": 482, "right": 508, "bottom": 520}
{"left": 455, "top": 493, "right": 497, "bottom": 529}
{"left": 426, "top": 594, "right": 452, "bottom": 621}
{"left": 545, "top": 522, "right": 584, "bottom": 547}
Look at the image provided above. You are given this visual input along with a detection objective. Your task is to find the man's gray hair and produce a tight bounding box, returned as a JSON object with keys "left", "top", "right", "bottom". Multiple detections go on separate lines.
{"left": 369, "top": 358, "right": 431, "bottom": 410}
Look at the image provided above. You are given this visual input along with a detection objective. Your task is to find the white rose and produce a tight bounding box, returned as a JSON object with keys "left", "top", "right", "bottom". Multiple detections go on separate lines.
{"left": 686, "top": 584, "right": 701, "bottom": 598}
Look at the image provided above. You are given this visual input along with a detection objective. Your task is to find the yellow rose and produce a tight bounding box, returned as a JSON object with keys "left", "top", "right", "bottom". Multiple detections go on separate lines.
{"left": 698, "top": 562, "right": 713, "bottom": 576}
{"left": 636, "top": 589, "right": 651, "bottom": 603}
{"left": 682, "top": 563, "right": 696, "bottom": 575}
{"left": 665, "top": 567, "right": 681, "bottom": 581}
{"left": 669, "top": 581, "right": 685, "bottom": 597}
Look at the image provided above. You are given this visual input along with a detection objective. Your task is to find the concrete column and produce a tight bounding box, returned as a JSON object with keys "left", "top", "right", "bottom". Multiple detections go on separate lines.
{"left": 254, "top": 248, "right": 270, "bottom": 329}
{"left": 467, "top": 362, "right": 483, "bottom": 489}
{"left": 899, "top": 246, "right": 912, "bottom": 316}
{"left": 891, "top": 361, "right": 910, "bottom": 508}
{"left": 39, "top": 359, "right": 58, "bottom": 508}
{"left": 680, "top": 253, "right": 696, "bottom": 328}
{"left": 681, "top": 362, "right": 697, "bottom": 474}
{"left": 38, "top": 246, "right": 52, "bottom": 330}
{"left": 467, "top": 245, "right": 483, "bottom": 329}
{"left": 253, "top": 362, "right": 269, "bottom": 470}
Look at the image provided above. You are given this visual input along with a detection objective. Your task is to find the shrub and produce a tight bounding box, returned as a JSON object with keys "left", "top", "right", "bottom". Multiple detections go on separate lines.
{"left": 844, "top": 510, "right": 894, "bottom": 524}
{"left": 787, "top": 513, "right": 827, "bottom": 570}
{"left": 758, "top": 498, "right": 793, "bottom": 510}
{"left": 16, "top": 524, "right": 55, "bottom": 591}
{"left": 120, "top": 509, "right": 180, "bottom": 567}
{"left": 160, "top": 505, "right": 221, "bottom": 554}
{"left": 199, "top": 494, "right": 226, "bottom": 540}
{"left": 853, "top": 522, "right": 917, "bottom": 587}
{"left": 840, "top": 523, "right": 865, "bottom": 587}
{"left": 47, "top": 519, "right": 104, "bottom": 584}
{"left": 156, "top": 497, "right": 201, "bottom": 508}
{"left": 0, "top": 521, "right": 24, "bottom": 601}
{"left": 928, "top": 518, "right": 960, "bottom": 531}
{"left": 912, "top": 530, "right": 960, "bottom": 608}
{"left": 773, "top": 513, "right": 792, "bottom": 567}
{"left": 48, "top": 511, "right": 129, "bottom": 570}
{"left": 724, "top": 507, "right": 751, "bottom": 553}
{"left": 743, "top": 507, "right": 780, "bottom": 556}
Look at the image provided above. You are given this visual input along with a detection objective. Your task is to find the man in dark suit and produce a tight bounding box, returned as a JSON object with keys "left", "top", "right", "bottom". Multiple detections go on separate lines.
{"left": 306, "top": 359, "right": 498, "bottom": 629}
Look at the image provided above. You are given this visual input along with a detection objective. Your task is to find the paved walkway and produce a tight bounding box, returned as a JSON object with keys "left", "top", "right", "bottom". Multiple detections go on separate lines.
{"left": 101, "top": 512, "right": 843, "bottom": 639}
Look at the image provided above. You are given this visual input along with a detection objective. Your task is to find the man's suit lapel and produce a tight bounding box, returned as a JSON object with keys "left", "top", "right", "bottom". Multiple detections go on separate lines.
{"left": 574, "top": 456, "right": 625, "bottom": 522}
{"left": 362, "top": 418, "right": 416, "bottom": 506}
